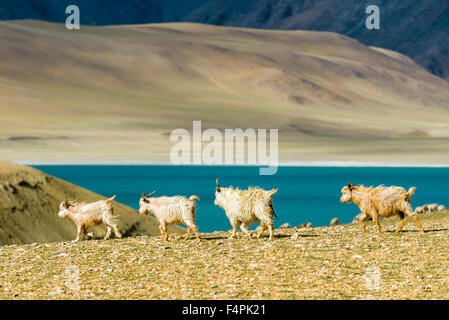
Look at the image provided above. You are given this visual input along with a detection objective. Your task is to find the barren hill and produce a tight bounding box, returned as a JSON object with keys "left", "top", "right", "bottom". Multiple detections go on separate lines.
{"left": 2, "top": 21, "right": 449, "bottom": 162}
{"left": 0, "top": 160, "right": 182, "bottom": 245}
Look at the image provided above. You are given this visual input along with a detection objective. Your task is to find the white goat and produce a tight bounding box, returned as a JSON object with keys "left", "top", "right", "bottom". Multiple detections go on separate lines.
{"left": 58, "top": 195, "right": 122, "bottom": 242}
{"left": 214, "top": 178, "right": 278, "bottom": 240}
{"left": 139, "top": 191, "right": 200, "bottom": 241}
{"left": 414, "top": 206, "right": 424, "bottom": 214}
{"left": 426, "top": 203, "right": 438, "bottom": 213}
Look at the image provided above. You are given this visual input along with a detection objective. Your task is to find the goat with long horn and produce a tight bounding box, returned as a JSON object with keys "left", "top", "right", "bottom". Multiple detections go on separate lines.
{"left": 58, "top": 195, "right": 121, "bottom": 242}
{"left": 138, "top": 191, "right": 201, "bottom": 241}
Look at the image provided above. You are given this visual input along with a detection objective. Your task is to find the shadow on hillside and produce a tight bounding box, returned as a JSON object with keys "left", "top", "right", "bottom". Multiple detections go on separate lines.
{"left": 262, "top": 233, "right": 320, "bottom": 239}
{"left": 200, "top": 236, "right": 229, "bottom": 240}
{"left": 386, "top": 228, "right": 448, "bottom": 233}
{"left": 198, "top": 233, "right": 320, "bottom": 241}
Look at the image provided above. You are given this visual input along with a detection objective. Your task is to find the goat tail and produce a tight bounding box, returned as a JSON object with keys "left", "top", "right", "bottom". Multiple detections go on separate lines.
{"left": 407, "top": 187, "right": 416, "bottom": 196}
{"left": 406, "top": 187, "right": 416, "bottom": 202}
{"left": 106, "top": 195, "right": 116, "bottom": 204}
{"left": 189, "top": 195, "right": 200, "bottom": 204}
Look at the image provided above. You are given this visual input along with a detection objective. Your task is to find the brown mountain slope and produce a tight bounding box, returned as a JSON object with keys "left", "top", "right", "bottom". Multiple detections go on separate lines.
{"left": 1, "top": 21, "right": 449, "bottom": 162}
{"left": 0, "top": 160, "right": 182, "bottom": 245}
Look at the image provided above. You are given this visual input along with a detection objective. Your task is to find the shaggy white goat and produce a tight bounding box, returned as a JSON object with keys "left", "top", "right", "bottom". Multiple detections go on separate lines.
{"left": 58, "top": 195, "right": 122, "bottom": 242}
{"left": 139, "top": 191, "right": 200, "bottom": 241}
{"left": 214, "top": 178, "right": 278, "bottom": 240}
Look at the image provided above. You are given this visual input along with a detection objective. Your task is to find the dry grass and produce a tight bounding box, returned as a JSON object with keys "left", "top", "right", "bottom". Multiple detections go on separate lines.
{"left": 1, "top": 211, "right": 448, "bottom": 300}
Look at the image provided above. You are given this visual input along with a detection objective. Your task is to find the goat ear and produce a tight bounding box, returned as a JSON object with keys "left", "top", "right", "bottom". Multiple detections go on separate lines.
{"left": 216, "top": 187, "right": 221, "bottom": 192}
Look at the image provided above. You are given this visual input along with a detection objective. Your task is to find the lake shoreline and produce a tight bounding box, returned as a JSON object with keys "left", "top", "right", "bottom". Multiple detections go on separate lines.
{"left": 29, "top": 165, "right": 449, "bottom": 232}
{"left": 13, "top": 160, "right": 449, "bottom": 167}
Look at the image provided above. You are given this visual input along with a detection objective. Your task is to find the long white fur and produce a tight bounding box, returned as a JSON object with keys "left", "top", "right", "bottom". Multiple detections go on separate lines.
{"left": 139, "top": 193, "right": 200, "bottom": 241}
{"left": 58, "top": 195, "right": 122, "bottom": 242}
{"left": 214, "top": 178, "right": 278, "bottom": 239}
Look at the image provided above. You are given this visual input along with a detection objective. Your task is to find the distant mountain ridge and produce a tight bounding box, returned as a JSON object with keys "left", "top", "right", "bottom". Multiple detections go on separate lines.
{"left": 2, "top": 21, "right": 449, "bottom": 163}
{"left": 1, "top": 0, "right": 447, "bottom": 81}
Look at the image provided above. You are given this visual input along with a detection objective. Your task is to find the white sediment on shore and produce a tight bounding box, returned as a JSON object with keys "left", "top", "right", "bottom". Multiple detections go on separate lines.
{"left": 13, "top": 160, "right": 449, "bottom": 167}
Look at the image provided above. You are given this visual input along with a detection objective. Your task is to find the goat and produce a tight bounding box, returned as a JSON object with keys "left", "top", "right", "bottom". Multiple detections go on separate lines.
{"left": 414, "top": 206, "right": 424, "bottom": 214}
{"left": 426, "top": 203, "right": 438, "bottom": 213}
{"left": 139, "top": 191, "right": 200, "bottom": 241}
{"left": 214, "top": 178, "right": 278, "bottom": 240}
{"left": 58, "top": 195, "right": 122, "bottom": 242}
{"left": 340, "top": 184, "right": 424, "bottom": 233}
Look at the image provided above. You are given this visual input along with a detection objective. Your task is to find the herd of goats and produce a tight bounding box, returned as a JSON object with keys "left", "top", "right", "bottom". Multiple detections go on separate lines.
{"left": 58, "top": 178, "right": 431, "bottom": 242}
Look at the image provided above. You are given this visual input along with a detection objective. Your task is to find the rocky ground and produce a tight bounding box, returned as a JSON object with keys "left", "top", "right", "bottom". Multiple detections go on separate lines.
{"left": 0, "top": 211, "right": 448, "bottom": 300}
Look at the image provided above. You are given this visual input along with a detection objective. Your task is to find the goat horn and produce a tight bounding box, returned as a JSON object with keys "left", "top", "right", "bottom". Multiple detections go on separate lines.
{"left": 142, "top": 192, "right": 145, "bottom": 198}
{"left": 148, "top": 191, "right": 156, "bottom": 197}
{"left": 216, "top": 178, "right": 220, "bottom": 188}
{"left": 63, "top": 200, "right": 72, "bottom": 208}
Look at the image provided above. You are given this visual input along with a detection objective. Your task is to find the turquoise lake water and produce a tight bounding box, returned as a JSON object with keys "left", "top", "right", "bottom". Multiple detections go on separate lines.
{"left": 34, "top": 166, "right": 449, "bottom": 232}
